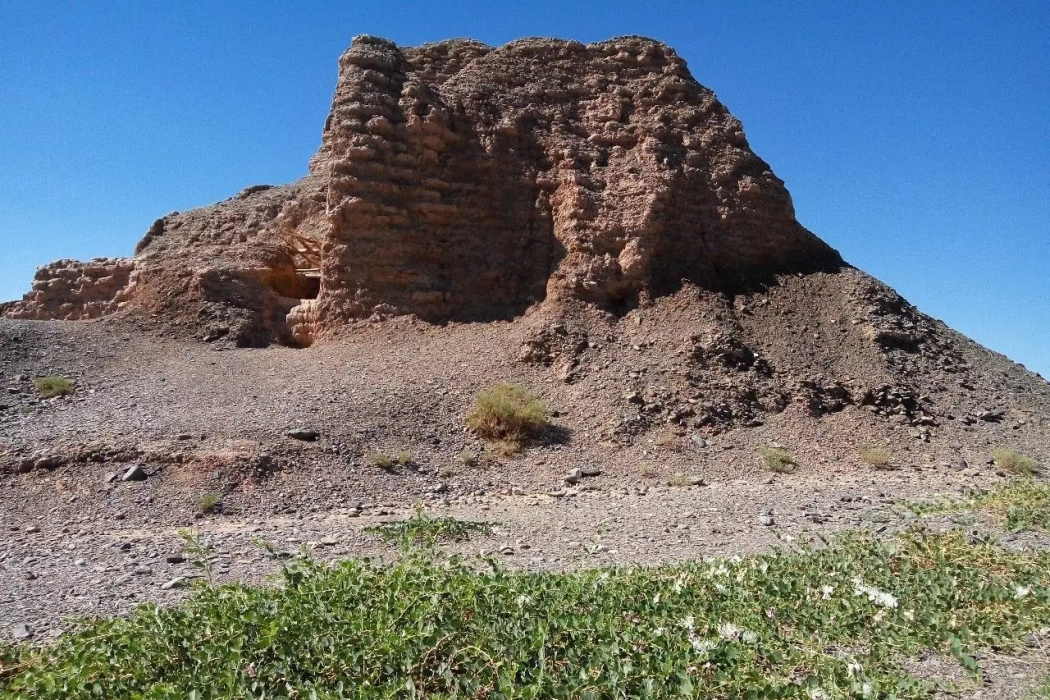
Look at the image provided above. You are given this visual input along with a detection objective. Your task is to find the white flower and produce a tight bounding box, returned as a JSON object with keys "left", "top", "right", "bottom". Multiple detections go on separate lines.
{"left": 717, "top": 622, "right": 743, "bottom": 640}
{"left": 714, "top": 583, "right": 728, "bottom": 593}
{"left": 847, "top": 662, "right": 862, "bottom": 678}
{"left": 593, "top": 572, "right": 610, "bottom": 589}
{"left": 515, "top": 594, "right": 533, "bottom": 606}
{"left": 653, "top": 593, "right": 661, "bottom": 605}
{"left": 1015, "top": 585, "right": 1032, "bottom": 599}
{"left": 690, "top": 637, "right": 716, "bottom": 655}
{"left": 652, "top": 626, "right": 665, "bottom": 637}
{"left": 903, "top": 609, "right": 915, "bottom": 621}
{"left": 821, "top": 585, "right": 834, "bottom": 600}
{"left": 680, "top": 615, "right": 696, "bottom": 630}
{"left": 853, "top": 580, "right": 898, "bottom": 608}
{"left": 741, "top": 630, "right": 758, "bottom": 645}
{"left": 730, "top": 555, "right": 742, "bottom": 564}
{"left": 862, "top": 682, "right": 873, "bottom": 696}
{"left": 808, "top": 687, "right": 829, "bottom": 700}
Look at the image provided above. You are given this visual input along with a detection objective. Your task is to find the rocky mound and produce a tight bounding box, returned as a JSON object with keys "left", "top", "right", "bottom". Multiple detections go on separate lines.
{"left": 3, "top": 35, "right": 840, "bottom": 346}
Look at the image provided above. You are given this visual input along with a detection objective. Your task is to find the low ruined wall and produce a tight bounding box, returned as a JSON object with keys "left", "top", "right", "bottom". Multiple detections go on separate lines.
{"left": 1, "top": 258, "right": 136, "bottom": 320}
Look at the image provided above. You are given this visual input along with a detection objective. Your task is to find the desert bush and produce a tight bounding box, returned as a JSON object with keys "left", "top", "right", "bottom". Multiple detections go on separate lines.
{"left": 993, "top": 448, "right": 1037, "bottom": 476}
{"left": 466, "top": 383, "right": 547, "bottom": 450}
{"left": 33, "top": 376, "right": 72, "bottom": 398}
{"left": 859, "top": 446, "right": 894, "bottom": 470}
{"left": 395, "top": 452, "right": 413, "bottom": 466}
{"left": 370, "top": 453, "right": 394, "bottom": 471}
{"left": 197, "top": 493, "right": 221, "bottom": 515}
{"left": 758, "top": 447, "right": 797, "bottom": 474}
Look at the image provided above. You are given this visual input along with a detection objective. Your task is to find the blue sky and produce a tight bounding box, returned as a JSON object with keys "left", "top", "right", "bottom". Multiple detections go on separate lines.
{"left": 1, "top": 1, "right": 1047, "bottom": 375}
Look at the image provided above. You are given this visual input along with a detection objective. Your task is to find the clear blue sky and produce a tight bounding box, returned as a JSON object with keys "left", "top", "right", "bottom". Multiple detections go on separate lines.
{"left": 1, "top": 1, "right": 1047, "bottom": 376}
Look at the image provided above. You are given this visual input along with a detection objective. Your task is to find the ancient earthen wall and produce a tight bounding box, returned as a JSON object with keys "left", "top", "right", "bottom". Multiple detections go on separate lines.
{"left": 286, "top": 36, "right": 839, "bottom": 342}
{"left": 0, "top": 258, "right": 136, "bottom": 321}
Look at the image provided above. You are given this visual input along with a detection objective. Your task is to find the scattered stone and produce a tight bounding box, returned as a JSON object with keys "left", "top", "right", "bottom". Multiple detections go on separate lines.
{"left": 580, "top": 467, "right": 602, "bottom": 477}
{"left": 121, "top": 464, "right": 147, "bottom": 482}
{"left": 499, "top": 545, "right": 515, "bottom": 555}
{"left": 287, "top": 428, "right": 320, "bottom": 441}
{"left": 564, "top": 468, "right": 583, "bottom": 485}
{"left": 113, "top": 573, "right": 134, "bottom": 585}
{"left": 759, "top": 510, "right": 775, "bottom": 526}
{"left": 690, "top": 434, "right": 707, "bottom": 449}
{"left": 165, "top": 555, "right": 187, "bottom": 564}
{"left": 11, "top": 623, "right": 33, "bottom": 641}
{"left": 319, "top": 535, "right": 339, "bottom": 546}
{"left": 24, "top": 525, "right": 39, "bottom": 533}
{"left": 104, "top": 471, "right": 118, "bottom": 484}
{"left": 160, "top": 577, "right": 186, "bottom": 590}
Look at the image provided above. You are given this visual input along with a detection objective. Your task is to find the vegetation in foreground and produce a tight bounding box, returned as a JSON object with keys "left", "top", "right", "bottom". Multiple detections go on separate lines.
{"left": 364, "top": 508, "right": 494, "bottom": 546}
{"left": 2, "top": 527, "right": 1049, "bottom": 699}
{"left": 909, "top": 478, "right": 1050, "bottom": 532}
{"left": 33, "top": 375, "right": 73, "bottom": 398}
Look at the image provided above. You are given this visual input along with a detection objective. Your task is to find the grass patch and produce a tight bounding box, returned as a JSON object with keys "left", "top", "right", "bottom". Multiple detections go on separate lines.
{"left": 993, "top": 448, "right": 1037, "bottom": 476}
{"left": 394, "top": 451, "right": 413, "bottom": 467}
{"left": 33, "top": 376, "right": 72, "bottom": 398}
{"left": 364, "top": 508, "right": 493, "bottom": 546}
{"left": 369, "top": 453, "right": 394, "bottom": 471}
{"left": 466, "top": 383, "right": 547, "bottom": 452}
{"left": 859, "top": 446, "right": 894, "bottom": 470}
{"left": 910, "top": 478, "right": 1050, "bottom": 532}
{"left": 197, "top": 492, "right": 221, "bottom": 515}
{"left": 759, "top": 446, "right": 798, "bottom": 474}
{"left": 4, "top": 530, "right": 1050, "bottom": 698}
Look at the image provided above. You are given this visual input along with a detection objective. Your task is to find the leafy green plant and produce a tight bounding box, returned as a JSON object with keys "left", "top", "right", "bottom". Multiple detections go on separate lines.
{"left": 33, "top": 376, "right": 72, "bottom": 398}
{"left": 993, "top": 448, "right": 1037, "bottom": 476}
{"left": 364, "top": 507, "right": 493, "bottom": 546}
{"left": 859, "top": 446, "right": 894, "bottom": 470}
{"left": 197, "top": 492, "right": 221, "bottom": 515}
{"left": 177, "top": 528, "right": 216, "bottom": 586}
{"left": 758, "top": 446, "right": 797, "bottom": 473}
{"left": 466, "top": 383, "right": 547, "bottom": 452}
{"left": 910, "top": 479, "right": 1050, "bottom": 532}
{"left": 4, "top": 530, "right": 1050, "bottom": 698}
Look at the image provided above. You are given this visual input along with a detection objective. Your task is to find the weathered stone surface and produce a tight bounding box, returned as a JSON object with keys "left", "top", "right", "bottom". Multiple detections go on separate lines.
{"left": 3, "top": 36, "right": 841, "bottom": 346}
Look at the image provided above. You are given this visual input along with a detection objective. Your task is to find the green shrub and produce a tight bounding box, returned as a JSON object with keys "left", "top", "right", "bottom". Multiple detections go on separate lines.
{"left": 758, "top": 446, "right": 797, "bottom": 474}
{"left": 197, "top": 493, "right": 221, "bottom": 515}
{"left": 466, "top": 383, "right": 547, "bottom": 451}
{"left": 993, "top": 448, "right": 1037, "bottom": 476}
{"left": 33, "top": 376, "right": 73, "bottom": 398}
{"left": 395, "top": 452, "right": 413, "bottom": 466}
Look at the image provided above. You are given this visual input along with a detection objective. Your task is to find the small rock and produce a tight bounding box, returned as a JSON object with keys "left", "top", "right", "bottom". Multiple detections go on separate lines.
{"left": 165, "top": 555, "right": 187, "bottom": 564}
{"left": 580, "top": 466, "right": 602, "bottom": 477}
{"left": 24, "top": 525, "right": 39, "bottom": 534}
{"left": 758, "top": 510, "right": 775, "bottom": 526}
{"left": 11, "top": 623, "right": 33, "bottom": 641}
{"left": 160, "top": 577, "right": 186, "bottom": 590}
{"left": 113, "top": 573, "right": 134, "bottom": 585}
{"left": 564, "top": 468, "right": 583, "bottom": 485}
{"left": 319, "top": 535, "right": 339, "bottom": 546}
{"left": 499, "top": 545, "right": 515, "bottom": 555}
{"left": 104, "top": 472, "right": 118, "bottom": 484}
{"left": 132, "top": 565, "right": 152, "bottom": 576}
{"left": 121, "top": 464, "right": 147, "bottom": 482}
{"left": 74, "top": 558, "right": 86, "bottom": 566}
{"left": 690, "top": 434, "right": 707, "bottom": 449}
{"left": 23, "top": 570, "right": 37, "bottom": 581}
{"left": 287, "top": 428, "right": 320, "bottom": 441}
